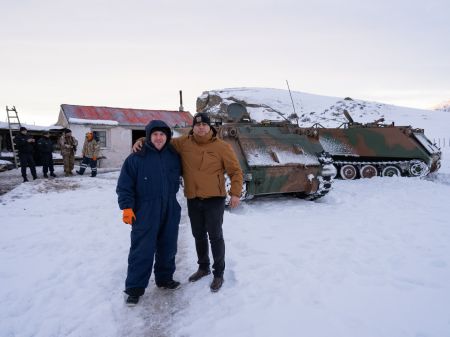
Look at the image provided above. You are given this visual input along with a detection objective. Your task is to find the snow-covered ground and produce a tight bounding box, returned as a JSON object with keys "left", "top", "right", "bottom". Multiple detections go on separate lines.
{"left": 1, "top": 146, "right": 449, "bottom": 337}
{"left": 1, "top": 88, "right": 450, "bottom": 337}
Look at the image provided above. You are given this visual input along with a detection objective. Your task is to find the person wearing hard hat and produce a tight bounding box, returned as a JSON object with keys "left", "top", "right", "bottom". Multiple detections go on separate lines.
{"left": 76, "top": 131, "right": 100, "bottom": 177}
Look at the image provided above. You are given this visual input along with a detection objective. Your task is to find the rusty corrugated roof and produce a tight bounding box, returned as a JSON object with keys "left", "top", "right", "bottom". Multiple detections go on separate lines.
{"left": 61, "top": 104, "right": 193, "bottom": 127}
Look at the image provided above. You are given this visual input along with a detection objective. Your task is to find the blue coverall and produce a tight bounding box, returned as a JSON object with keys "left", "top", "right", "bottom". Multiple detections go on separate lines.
{"left": 116, "top": 120, "right": 181, "bottom": 296}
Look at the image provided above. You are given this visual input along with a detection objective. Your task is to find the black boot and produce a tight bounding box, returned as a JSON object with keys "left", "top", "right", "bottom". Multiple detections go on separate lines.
{"left": 188, "top": 269, "right": 211, "bottom": 282}
{"left": 125, "top": 295, "right": 140, "bottom": 307}
{"left": 44, "top": 173, "right": 49, "bottom": 178}
{"left": 210, "top": 276, "right": 224, "bottom": 292}
{"left": 23, "top": 177, "right": 29, "bottom": 182}
{"left": 50, "top": 172, "right": 56, "bottom": 177}
{"left": 156, "top": 279, "right": 181, "bottom": 290}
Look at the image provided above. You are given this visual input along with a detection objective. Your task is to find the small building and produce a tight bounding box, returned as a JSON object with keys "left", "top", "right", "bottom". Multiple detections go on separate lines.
{"left": 55, "top": 104, "right": 193, "bottom": 167}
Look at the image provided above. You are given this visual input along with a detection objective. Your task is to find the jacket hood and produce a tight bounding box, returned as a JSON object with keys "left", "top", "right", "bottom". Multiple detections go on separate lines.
{"left": 145, "top": 120, "right": 172, "bottom": 144}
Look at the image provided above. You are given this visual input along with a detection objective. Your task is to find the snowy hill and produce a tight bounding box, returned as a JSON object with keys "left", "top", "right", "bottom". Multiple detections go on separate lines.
{"left": 433, "top": 99, "right": 450, "bottom": 112}
{"left": 197, "top": 88, "right": 449, "bottom": 138}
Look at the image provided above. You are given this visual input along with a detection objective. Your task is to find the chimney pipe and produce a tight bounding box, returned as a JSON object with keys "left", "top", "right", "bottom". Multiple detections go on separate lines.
{"left": 179, "top": 90, "right": 184, "bottom": 111}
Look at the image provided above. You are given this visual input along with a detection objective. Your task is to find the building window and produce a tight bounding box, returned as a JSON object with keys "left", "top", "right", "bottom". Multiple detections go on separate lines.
{"left": 93, "top": 130, "right": 107, "bottom": 148}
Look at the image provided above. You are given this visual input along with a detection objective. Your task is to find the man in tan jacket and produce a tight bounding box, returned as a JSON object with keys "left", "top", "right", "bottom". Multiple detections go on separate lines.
{"left": 134, "top": 112, "right": 243, "bottom": 292}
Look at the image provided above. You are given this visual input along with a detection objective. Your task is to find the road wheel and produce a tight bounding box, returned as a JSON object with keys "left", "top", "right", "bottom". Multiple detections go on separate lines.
{"left": 409, "top": 160, "right": 429, "bottom": 177}
{"left": 340, "top": 164, "right": 358, "bottom": 180}
{"left": 382, "top": 165, "right": 400, "bottom": 177}
{"left": 360, "top": 164, "right": 378, "bottom": 178}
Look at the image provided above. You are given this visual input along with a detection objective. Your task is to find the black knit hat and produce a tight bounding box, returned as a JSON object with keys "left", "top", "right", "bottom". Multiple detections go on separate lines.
{"left": 19, "top": 126, "right": 27, "bottom": 132}
{"left": 64, "top": 128, "right": 72, "bottom": 134}
{"left": 192, "top": 112, "right": 211, "bottom": 127}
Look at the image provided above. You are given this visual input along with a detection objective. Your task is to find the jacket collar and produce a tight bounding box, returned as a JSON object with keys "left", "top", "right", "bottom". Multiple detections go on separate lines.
{"left": 192, "top": 130, "right": 216, "bottom": 145}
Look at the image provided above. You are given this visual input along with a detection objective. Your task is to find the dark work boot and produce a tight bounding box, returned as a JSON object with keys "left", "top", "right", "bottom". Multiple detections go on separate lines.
{"left": 210, "top": 276, "right": 224, "bottom": 293}
{"left": 125, "top": 295, "right": 140, "bottom": 307}
{"left": 43, "top": 173, "right": 49, "bottom": 178}
{"left": 188, "top": 269, "right": 211, "bottom": 282}
{"left": 50, "top": 172, "right": 56, "bottom": 177}
{"left": 23, "top": 177, "right": 29, "bottom": 182}
{"left": 156, "top": 280, "right": 181, "bottom": 290}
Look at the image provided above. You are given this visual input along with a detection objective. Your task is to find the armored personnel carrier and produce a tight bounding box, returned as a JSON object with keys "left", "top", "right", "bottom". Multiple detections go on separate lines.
{"left": 204, "top": 103, "right": 336, "bottom": 201}
{"left": 308, "top": 110, "right": 441, "bottom": 180}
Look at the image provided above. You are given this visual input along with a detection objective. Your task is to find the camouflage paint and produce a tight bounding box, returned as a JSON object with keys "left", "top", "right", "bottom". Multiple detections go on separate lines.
{"left": 318, "top": 127, "right": 435, "bottom": 162}
{"left": 218, "top": 123, "right": 326, "bottom": 197}
{"left": 313, "top": 119, "right": 441, "bottom": 177}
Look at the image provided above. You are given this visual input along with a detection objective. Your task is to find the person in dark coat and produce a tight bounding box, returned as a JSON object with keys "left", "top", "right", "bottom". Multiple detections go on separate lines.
{"left": 14, "top": 126, "right": 37, "bottom": 182}
{"left": 116, "top": 120, "right": 182, "bottom": 307}
{"left": 37, "top": 131, "right": 56, "bottom": 178}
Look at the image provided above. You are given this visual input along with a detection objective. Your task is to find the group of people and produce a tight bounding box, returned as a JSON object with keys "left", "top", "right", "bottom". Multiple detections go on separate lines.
{"left": 16, "top": 114, "right": 243, "bottom": 307}
{"left": 116, "top": 113, "right": 243, "bottom": 306}
{"left": 13, "top": 127, "right": 100, "bottom": 181}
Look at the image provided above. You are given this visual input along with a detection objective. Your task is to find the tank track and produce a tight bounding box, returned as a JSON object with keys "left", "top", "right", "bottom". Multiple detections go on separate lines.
{"left": 334, "top": 159, "right": 430, "bottom": 178}
{"left": 304, "top": 175, "right": 333, "bottom": 201}
{"left": 304, "top": 152, "right": 335, "bottom": 201}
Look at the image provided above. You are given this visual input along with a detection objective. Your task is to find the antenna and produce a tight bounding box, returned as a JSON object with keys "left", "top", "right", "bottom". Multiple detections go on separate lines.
{"left": 286, "top": 80, "right": 299, "bottom": 126}
{"left": 286, "top": 80, "right": 296, "bottom": 115}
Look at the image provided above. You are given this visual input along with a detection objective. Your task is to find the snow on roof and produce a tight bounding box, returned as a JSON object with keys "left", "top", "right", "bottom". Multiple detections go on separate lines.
{"left": 61, "top": 104, "right": 193, "bottom": 127}
{"left": 68, "top": 118, "right": 119, "bottom": 126}
{"left": 0, "top": 121, "right": 64, "bottom": 131}
{"left": 245, "top": 149, "right": 319, "bottom": 166}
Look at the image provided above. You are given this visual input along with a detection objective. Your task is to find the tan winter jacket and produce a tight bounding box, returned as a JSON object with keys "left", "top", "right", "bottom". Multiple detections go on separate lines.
{"left": 171, "top": 129, "right": 243, "bottom": 199}
{"left": 82, "top": 139, "right": 100, "bottom": 158}
{"left": 59, "top": 135, "right": 78, "bottom": 156}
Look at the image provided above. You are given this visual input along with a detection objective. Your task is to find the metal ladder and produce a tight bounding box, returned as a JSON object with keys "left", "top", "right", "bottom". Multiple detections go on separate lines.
{"left": 6, "top": 106, "right": 22, "bottom": 168}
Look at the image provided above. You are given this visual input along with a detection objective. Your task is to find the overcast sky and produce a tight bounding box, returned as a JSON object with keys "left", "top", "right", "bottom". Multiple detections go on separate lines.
{"left": 1, "top": 0, "right": 449, "bottom": 126}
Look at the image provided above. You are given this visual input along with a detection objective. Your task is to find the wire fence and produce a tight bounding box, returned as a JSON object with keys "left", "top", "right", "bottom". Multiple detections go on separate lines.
{"left": 433, "top": 138, "right": 449, "bottom": 148}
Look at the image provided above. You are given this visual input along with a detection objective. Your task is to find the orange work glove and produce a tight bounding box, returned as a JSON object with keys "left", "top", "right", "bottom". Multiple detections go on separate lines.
{"left": 92, "top": 156, "right": 97, "bottom": 161}
{"left": 122, "top": 208, "right": 136, "bottom": 225}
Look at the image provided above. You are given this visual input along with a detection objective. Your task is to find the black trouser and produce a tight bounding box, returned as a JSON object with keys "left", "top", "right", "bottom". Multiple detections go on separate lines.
{"left": 19, "top": 153, "right": 37, "bottom": 179}
{"left": 78, "top": 157, "right": 97, "bottom": 176}
{"left": 40, "top": 152, "right": 54, "bottom": 174}
{"left": 187, "top": 197, "right": 226, "bottom": 277}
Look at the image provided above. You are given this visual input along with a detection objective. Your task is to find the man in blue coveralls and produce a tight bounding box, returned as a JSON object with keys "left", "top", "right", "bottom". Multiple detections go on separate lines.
{"left": 116, "top": 120, "right": 182, "bottom": 306}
